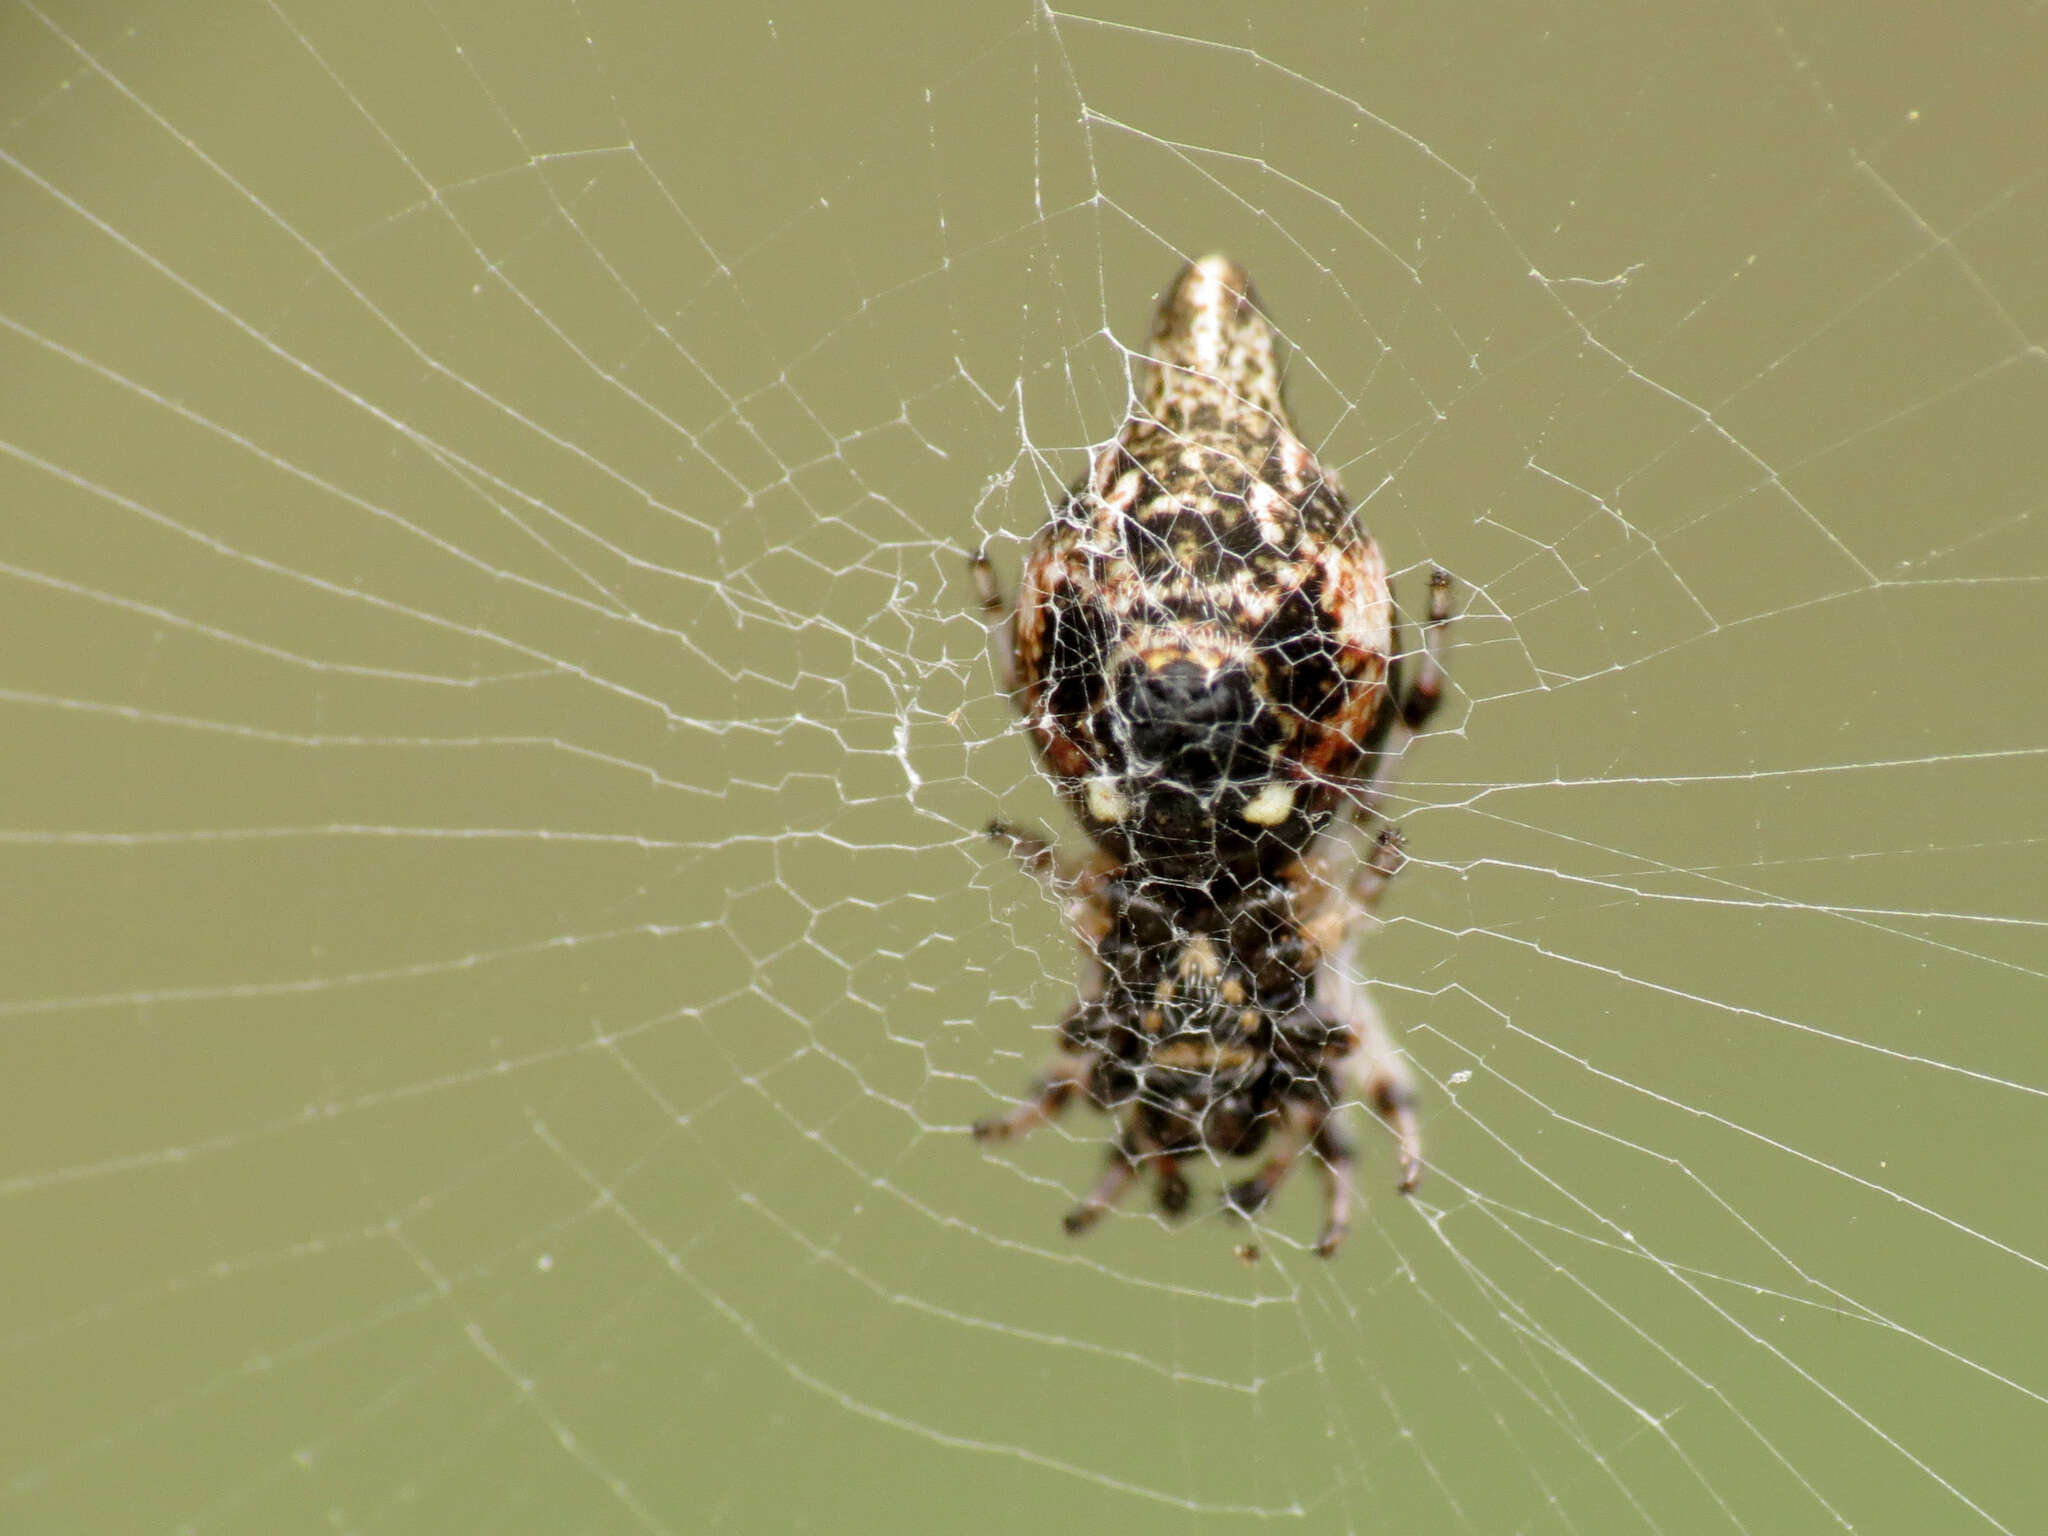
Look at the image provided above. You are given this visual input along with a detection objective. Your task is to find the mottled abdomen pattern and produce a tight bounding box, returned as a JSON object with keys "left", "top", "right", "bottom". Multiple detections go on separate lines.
{"left": 1012, "top": 257, "right": 1392, "bottom": 878}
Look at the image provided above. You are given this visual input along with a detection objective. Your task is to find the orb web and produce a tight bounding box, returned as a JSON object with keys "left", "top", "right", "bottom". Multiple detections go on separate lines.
{"left": 2, "top": 0, "right": 2043, "bottom": 1530}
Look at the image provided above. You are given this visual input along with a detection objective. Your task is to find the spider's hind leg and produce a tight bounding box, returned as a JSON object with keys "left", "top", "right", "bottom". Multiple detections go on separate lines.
{"left": 1352, "top": 568, "right": 1455, "bottom": 827}
{"left": 1398, "top": 568, "right": 1454, "bottom": 733}
{"left": 969, "top": 547, "right": 1024, "bottom": 708}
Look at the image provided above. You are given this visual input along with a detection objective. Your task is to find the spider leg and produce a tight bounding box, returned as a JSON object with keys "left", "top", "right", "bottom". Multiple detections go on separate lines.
{"left": 968, "top": 547, "right": 1024, "bottom": 707}
{"left": 986, "top": 819, "right": 1100, "bottom": 894}
{"left": 1349, "top": 825, "right": 1407, "bottom": 914}
{"left": 1322, "top": 963, "right": 1424, "bottom": 1195}
{"left": 1223, "top": 1098, "right": 1317, "bottom": 1222}
{"left": 973, "top": 1049, "right": 1090, "bottom": 1142}
{"left": 1352, "top": 568, "right": 1454, "bottom": 826}
{"left": 1063, "top": 1123, "right": 1145, "bottom": 1234}
{"left": 1152, "top": 1153, "right": 1192, "bottom": 1219}
{"left": 1399, "top": 568, "right": 1454, "bottom": 732}
{"left": 1363, "top": 1053, "right": 1424, "bottom": 1197}
{"left": 1311, "top": 1118, "right": 1357, "bottom": 1258}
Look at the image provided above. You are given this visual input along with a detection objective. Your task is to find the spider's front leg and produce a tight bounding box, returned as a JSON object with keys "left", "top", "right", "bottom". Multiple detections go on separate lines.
{"left": 1063, "top": 1116, "right": 1185, "bottom": 1234}
{"left": 1151, "top": 1154, "right": 1192, "bottom": 1218}
{"left": 1223, "top": 1098, "right": 1318, "bottom": 1227}
{"left": 1309, "top": 1117, "right": 1358, "bottom": 1258}
{"left": 973, "top": 1046, "right": 1091, "bottom": 1143}
{"left": 1318, "top": 965, "right": 1423, "bottom": 1198}
{"left": 1347, "top": 998, "right": 1423, "bottom": 1197}
{"left": 1221, "top": 1065, "right": 1406, "bottom": 1257}
{"left": 1063, "top": 1134, "right": 1140, "bottom": 1234}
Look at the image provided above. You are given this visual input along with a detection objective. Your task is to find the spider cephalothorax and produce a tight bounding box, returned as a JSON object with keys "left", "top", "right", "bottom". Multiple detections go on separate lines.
{"left": 972, "top": 256, "right": 1451, "bottom": 1255}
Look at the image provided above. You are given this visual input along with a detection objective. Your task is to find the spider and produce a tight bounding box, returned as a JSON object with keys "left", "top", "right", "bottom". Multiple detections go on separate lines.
{"left": 970, "top": 255, "right": 1453, "bottom": 1256}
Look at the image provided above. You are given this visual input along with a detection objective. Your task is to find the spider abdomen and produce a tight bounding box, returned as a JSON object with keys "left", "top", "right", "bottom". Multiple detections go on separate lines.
{"left": 1010, "top": 257, "right": 1394, "bottom": 880}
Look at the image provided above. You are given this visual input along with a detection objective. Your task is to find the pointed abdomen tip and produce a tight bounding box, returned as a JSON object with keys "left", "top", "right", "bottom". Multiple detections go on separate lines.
{"left": 1176, "top": 254, "right": 1255, "bottom": 305}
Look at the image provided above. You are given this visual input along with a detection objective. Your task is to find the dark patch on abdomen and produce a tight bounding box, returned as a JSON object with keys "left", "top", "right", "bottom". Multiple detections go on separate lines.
{"left": 1258, "top": 586, "right": 1348, "bottom": 721}
{"left": 1042, "top": 592, "right": 1114, "bottom": 719}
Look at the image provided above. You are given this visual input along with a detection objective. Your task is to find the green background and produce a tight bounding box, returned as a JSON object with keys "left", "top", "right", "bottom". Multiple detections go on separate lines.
{"left": 2, "top": 1, "right": 2042, "bottom": 1530}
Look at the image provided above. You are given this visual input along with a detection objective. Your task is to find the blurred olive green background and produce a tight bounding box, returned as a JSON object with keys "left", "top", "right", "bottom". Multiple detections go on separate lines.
{"left": 3, "top": 1, "right": 2043, "bottom": 1531}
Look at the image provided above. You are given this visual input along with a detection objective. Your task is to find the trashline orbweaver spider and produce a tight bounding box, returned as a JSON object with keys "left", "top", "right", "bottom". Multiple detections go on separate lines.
{"left": 972, "top": 256, "right": 1452, "bottom": 1256}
